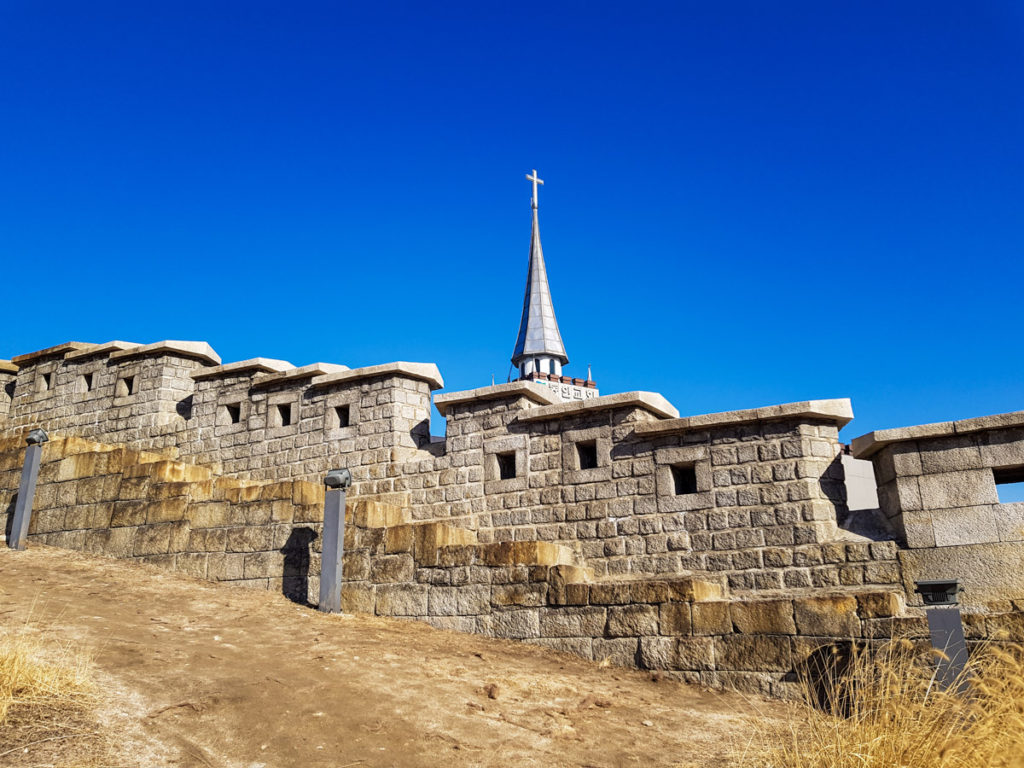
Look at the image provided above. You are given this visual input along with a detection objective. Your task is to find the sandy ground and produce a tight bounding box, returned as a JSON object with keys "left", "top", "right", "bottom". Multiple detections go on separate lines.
{"left": 0, "top": 546, "right": 788, "bottom": 767}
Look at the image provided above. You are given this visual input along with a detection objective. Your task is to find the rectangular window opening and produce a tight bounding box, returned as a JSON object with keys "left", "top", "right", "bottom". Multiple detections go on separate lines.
{"left": 671, "top": 464, "right": 698, "bottom": 495}
{"left": 577, "top": 440, "right": 598, "bottom": 471}
{"left": 39, "top": 373, "right": 51, "bottom": 391}
{"left": 995, "top": 466, "right": 1024, "bottom": 504}
{"left": 334, "top": 404, "right": 351, "bottom": 428}
{"left": 117, "top": 376, "right": 135, "bottom": 396}
{"left": 225, "top": 403, "right": 242, "bottom": 424}
{"left": 277, "top": 403, "right": 292, "bottom": 427}
{"left": 496, "top": 451, "right": 516, "bottom": 480}
{"left": 82, "top": 373, "right": 93, "bottom": 391}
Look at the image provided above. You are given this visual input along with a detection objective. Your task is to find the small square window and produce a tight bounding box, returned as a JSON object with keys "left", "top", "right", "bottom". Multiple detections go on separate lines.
{"left": 117, "top": 376, "right": 135, "bottom": 397}
{"left": 276, "top": 403, "right": 292, "bottom": 427}
{"left": 82, "top": 373, "right": 93, "bottom": 391}
{"left": 38, "top": 373, "right": 52, "bottom": 392}
{"left": 577, "top": 440, "right": 598, "bottom": 470}
{"left": 334, "top": 404, "right": 351, "bottom": 428}
{"left": 496, "top": 452, "right": 516, "bottom": 480}
{"left": 995, "top": 466, "right": 1024, "bottom": 504}
{"left": 671, "top": 464, "right": 698, "bottom": 495}
{"left": 224, "top": 403, "right": 242, "bottom": 424}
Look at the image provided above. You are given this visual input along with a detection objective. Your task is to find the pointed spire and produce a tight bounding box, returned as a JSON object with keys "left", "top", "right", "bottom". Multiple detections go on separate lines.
{"left": 511, "top": 170, "right": 568, "bottom": 370}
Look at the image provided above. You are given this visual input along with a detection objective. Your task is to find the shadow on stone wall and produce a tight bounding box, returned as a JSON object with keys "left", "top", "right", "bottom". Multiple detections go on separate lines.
{"left": 824, "top": 455, "right": 896, "bottom": 542}
{"left": 792, "top": 640, "right": 857, "bottom": 715}
{"left": 411, "top": 418, "right": 431, "bottom": 448}
{"left": 4, "top": 492, "right": 15, "bottom": 540}
{"left": 281, "top": 527, "right": 316, "bottom": 606}
{"left": 176, "top": 395, "right": 194, "bottom": 420}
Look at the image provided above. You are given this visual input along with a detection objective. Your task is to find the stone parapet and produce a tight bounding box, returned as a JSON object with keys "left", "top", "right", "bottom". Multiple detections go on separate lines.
{"left": 108, "top": 340, "right": 221, "bottom": 366}
{"left": 248, "top": 362, "right": 349, "bottom": 388}
{"left": 850, "top": 409, "right": 1024, "bottom": 458}
{"left": 190, "top": 358, "right": 294, "bottom": 380}
{"left": 434, "top": 380, "right": 559, "bottom": 416}
{"left": 11, "top": 341, "right": 94, "bottom": 366}
{"left": 2, "top": 434, "right": 1020, "bottom": 700}
{"left": 636, "top": 399, "right": 854, "bottom": 437}
{"left": 847, "top": 408, "right": 1024, "bottom": 606}
{"left": 63, "top": 341, "right": 141, "bottom": 362}
{"left": 516, "top": 391, "right": 679, "bottom": 422}
{"left": 309, "top": 362, "right": 444, "bottom": 392}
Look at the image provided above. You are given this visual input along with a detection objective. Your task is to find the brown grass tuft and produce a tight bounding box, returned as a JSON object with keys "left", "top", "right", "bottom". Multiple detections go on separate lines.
{"left": 757, "top": 639, "right": 1024, "bottom": 768}
{"left": 0, "top": 623, "right": 108, "bottom": 766}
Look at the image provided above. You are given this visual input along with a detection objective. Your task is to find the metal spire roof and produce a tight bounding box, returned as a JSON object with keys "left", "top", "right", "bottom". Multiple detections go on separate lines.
{"left": 511, "top": 170, "right": 569, "bottom": 367}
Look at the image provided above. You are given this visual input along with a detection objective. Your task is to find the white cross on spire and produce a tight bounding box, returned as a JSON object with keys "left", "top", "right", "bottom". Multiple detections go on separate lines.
{"left": 526, "top": 169, "right": 544, "bottom": 209}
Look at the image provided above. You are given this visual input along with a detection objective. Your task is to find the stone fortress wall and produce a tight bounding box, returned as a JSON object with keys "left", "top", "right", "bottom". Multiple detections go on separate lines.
{"left": 3, "top": 339, "right": 1024, "bottom": 697}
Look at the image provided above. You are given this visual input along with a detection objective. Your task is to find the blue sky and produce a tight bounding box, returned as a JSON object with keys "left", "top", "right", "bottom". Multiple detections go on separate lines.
{"left": 2, "top": 2, "right": 1022, "bottom": 444}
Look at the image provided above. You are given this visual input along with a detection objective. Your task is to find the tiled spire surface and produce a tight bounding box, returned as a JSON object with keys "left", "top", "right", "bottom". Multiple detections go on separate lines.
{"left": 511, "top": 172, "right": 568, "bottom": 367}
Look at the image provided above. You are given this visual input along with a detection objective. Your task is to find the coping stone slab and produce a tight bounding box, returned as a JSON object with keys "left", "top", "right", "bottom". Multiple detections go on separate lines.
{"left": 11, "top": 342, "right": 95, "bottom": 366}
{"left": 310, "top": 362, "right": 444, "bottom": 391}
{"left": 0, "top": 360, "right": 18, "bottom": 374}
{"left": 516, "top": 391, "right": 679, "bottom": 422}
{"left": 109, "top": 340, "right": 221, "bottom": 366}
{"left": 634, "top": 398, "right": 853, "bottom": 436}
{"left": 434, "top": 381, "right": 559, "bottom": 416}
{"left": 851, "top": 410, "right": 1024, "bottom": 459}
{"left": 191, "top": 358, "right": 295, "bottom": 380}
{"left": 249, "top": 362, "right": 349, "bottom": 389}
{"left": 64, "top": 341, "right": 141, "bottom": 362}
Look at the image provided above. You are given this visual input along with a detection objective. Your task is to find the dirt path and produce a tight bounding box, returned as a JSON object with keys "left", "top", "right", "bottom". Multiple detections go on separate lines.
{"left": 0, "top": 546, "right": 786, "bottom": 767}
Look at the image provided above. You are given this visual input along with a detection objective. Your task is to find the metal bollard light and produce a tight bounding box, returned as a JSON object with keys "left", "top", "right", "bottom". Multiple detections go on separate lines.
{"left": 318, "top": 468, "right": 352, "bottom": 614}
{"left": 9, "top": 428, "right": 49, "bottom": 551}
{"left": 915, "top": 579, "right": 969, "bottom": 693}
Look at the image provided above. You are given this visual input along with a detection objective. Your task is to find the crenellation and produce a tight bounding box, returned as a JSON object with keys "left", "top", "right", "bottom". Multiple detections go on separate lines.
{"left": 3, "top": 333, "right": 1024, "bottom": 700}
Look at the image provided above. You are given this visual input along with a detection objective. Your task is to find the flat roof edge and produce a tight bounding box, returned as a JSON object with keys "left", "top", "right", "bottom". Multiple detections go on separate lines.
{"left": 11, "top": 342, "right": 95, "bottom": 365}
{"left": 517, "top": 391, "right": 679, "bottom": 422}
{"left": 191, "top": 358, "right": 295, "bottom": 380}
{"left": 434, "top": 381, "right": 560, "bottom": 416}
{"left": 310, "top": 362, "right": 444, "bottom": 391}
{"left": 850, "top": 409, "right": 1024, "bottom": 459}
{"left": 109, "top": 341, "right": 221, "bottom": 366}
{"left": 635, "top": 398, "right": 854, "bottom": 437}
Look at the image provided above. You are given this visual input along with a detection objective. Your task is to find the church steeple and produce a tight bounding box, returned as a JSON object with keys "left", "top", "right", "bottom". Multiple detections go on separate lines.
{"left": 511, "top": 170, "right": 569, "bottom": 379}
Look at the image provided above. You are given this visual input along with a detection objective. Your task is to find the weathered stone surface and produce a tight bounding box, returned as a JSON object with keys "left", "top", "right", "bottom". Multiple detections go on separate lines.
{"left": 855, "top": 591, "right": 903, "bottom": 619}
{"left": 370, "top": 554, "right": 415, "bottom": 583}
{"left": 540, "top": 607, "right": 607, "bottom": 638}
{"left": 730, "top": 600, "right": 796, "bottom": 635}
{"left": 659, "top": 603, "right": 692, "bottom": 636}
{"left": 133, "top": 524, "right": 171, "bottom": 556}
{"left": 715, "top": 635, "right": 791, "bottom": 672}
{"left": 485, "top": 609, "right": 540, "bottom": 639}
{"left": 491, "top": 583, "right": 547, "bottom": 607}
{"left": 639, "top": 637, "right": 715, "bottom": 671}
{"left": 592, "top": 637, "right": 639, "bottom": 667}
{"left": 531, "top": 637, "right": 593, "bottom": 659}
{"left": 692, "top": 602, "right": 732, "bottom": 635}
{"left": 793, "top": 596, "right": 860, "bottom": 637}
{"left": 340, "top": 584, "right": 376, "bottom": 613}
{"left": 375, "top": 584, "right": 428, "bottom": 616}
{"left": 899, "top": 544, "right": 1024, "bottom": 607}
{"left": 606, "top": 605, "right": 659, "bottom": 637}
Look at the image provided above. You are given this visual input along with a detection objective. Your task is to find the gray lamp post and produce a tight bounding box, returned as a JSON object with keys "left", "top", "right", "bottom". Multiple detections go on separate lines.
{"left": 8, "top": 428, "right": 49, "bottom": 551}
{"left": 319, "top": 468, "right": 352, "bottom": 614}
{"left": 915, "top": 579, "right": 968, "bottom": 693}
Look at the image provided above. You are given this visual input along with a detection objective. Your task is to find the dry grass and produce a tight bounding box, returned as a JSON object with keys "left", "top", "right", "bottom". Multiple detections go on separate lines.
{"left": 757, "top": 639, "right": 1024, "bottom": 768}
{"left": 0, "top": 621, "right": 108, "bottom": 766}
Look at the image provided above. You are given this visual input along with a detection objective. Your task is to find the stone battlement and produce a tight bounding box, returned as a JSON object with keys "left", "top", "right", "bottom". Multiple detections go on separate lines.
{"left": 3, "top": 338, "right": 1024, "bottom": 698}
